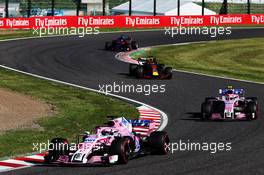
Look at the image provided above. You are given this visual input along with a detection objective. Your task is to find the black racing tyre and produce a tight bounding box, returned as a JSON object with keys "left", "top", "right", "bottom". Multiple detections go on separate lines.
{"left": 44, "top": 152, "right": 59, "bottom": 164}
{"left": 246, "top": 102, "right": 257, "bottom": 113}
{"left": 105, "top": 42, "right": 112, "bottom": 50}
{"left": 236, "top": 101, "right": 246, "bottom": 112}
{"left": 135, "top": 66, "right": 144, "bottom": 78}
{"left": 131, "top": 41, "right": 138, "bottom": 50}
{"left": 123, "top": 136, "right": 136, "bottom": 152}
{"left": 201, "top": 102, "right": 212, "bottom": 120}
{"left": 129, "top": 64, "right": 137, "bottom": 76}
{"left": 212, "top": 101, "right": 225, "bottom": 114}
{"left": 125, "top": 44, "right": 132, "bottom": 51}
{"left": 164, "top": 67, "right": 173, "bottom": 79}
{"left": 44, "top": 138, "right": 69, "bottom": 163}
{"left": 109, "top": 138, "right": 131, "bottom": 164}
{"left": 157, "top": 64, "right": 165, "bottom": 71}
{"left": 148, "top": 131, "right": 170, "bottom": 155}
{"left": 245, "top": 101, "right": 258, "bottom": 120}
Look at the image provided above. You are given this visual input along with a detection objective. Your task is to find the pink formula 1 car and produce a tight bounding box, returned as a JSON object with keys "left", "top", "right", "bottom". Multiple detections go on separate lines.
{"left": 44, "top": 117, "right": 170, "bottom": 165}
{"left": 201, "top": 86, "right": 259, "bottom": 120}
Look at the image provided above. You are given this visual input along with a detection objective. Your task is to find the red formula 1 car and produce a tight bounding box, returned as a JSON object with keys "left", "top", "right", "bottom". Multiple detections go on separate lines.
{"left": 201, "top": 86, "right": 259, "bottom": 120}
{"left": 129, "top": 58, "right": 173, "bottom": 79}
{"left": 105, "top": 35, "right": 138, "bottom": 51}
{"left": 44, "top": 117, "right": 170, "bottom": 166}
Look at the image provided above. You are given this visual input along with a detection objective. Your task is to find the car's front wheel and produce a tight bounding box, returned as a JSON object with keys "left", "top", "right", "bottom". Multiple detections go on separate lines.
{"left": 129, "top": 64, "right": 137, "bottom": 76}
{"left": 201, "top": 102, "right": 212, "bottom": 120}
{"left": 245, "top": 101, "right": 258, "bottom": 120}
{"left": 131, "top": 41, "right": 138, "bottom": 50}
{"left": 44, "top": 138, "right": 69, "bottom": 163}
{"left": 109, "top": 138, "right": 131, "bottom": 164}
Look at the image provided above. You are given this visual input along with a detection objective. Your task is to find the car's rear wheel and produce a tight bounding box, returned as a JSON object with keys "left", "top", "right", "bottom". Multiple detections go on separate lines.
{"left": 135, "top": 66, "right": 144, "bottom": 78}
{"left": 164, "top": 67, "right": 173, "bottom": 79}
{"left": 129, "top": 64, "right": 137, "bottom": 76}
{"left": 109, "top": 138, "right": 131, "bottom": 164}
{"left": 44, "top": 138, "right": 69, "bottom": 163}
{"left": 148, "top": 131, "right": 170, "bottom": 155}
{"left": 131, "top": 41, "right": 138, "bottom": 50}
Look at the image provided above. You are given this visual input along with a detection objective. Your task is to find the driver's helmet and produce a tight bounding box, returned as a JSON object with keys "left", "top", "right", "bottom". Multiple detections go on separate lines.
{"left": 153, "top": 58, "right": 157, "bottom": 64}
{"left": 82, "top": 131, "right": 90, "bottom": 142}
{"left": 226, "top": 89, "right": 234, "bottom": 94}
{"left": 120, "top": 35, "right": 128, "bottom": 41}
{"left": 101, "top": 129, "right": 112, "bottom": 136}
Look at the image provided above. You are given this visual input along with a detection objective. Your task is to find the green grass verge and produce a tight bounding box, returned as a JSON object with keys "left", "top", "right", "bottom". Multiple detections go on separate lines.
{"left": 0, "top": 67, "right": 139, "bottom": 158}
{"left": 137, "top": 38, "right": 264, "bottom": 83}
{"left": 0, "top": 29, "right": 34, "bottom": 40}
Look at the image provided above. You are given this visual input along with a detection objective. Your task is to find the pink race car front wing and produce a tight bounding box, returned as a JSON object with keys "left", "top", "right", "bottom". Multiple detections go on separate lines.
{"left": 51, "top": 155, "right": 119, "bottom": 166}
{"left": 211, "top": 113, "right": 247, "bottom": 120}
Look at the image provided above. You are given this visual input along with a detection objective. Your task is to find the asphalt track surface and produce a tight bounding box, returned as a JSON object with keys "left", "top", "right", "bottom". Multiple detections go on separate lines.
{"left": 0, "top": 28, "right": 264, "bottom": 175}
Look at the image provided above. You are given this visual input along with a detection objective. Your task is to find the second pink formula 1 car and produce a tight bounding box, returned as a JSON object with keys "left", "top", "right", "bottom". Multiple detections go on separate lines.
{"left": 201, "top": 86, "right": 259, "bottom": 120}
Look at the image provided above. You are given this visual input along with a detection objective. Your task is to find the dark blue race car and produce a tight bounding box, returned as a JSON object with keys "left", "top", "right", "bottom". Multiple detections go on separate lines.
{"left": 105, "top": 35, "right": 138, "bottom": 51}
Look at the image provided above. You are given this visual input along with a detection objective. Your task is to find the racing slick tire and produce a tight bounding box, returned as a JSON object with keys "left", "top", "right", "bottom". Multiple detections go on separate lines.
{"left": 245, "top": 101, "right": 258, "bottom": 120}
{"left": 129, "top": 64, "right": 137, "bottom": 76}
{"left": 109, "top": 138, "right": 131, "bottom": 164}
{"left": 237, "top": 101, "right": 246, "bottom": 112}
{"left": 201, "top": 102, "right": 212, "bottom": 120}
{"left": 164, "top": 67, "right": 173, "bottom": 79}
{"left": 135, "top": 66, "right": 144, "bottom": 78}
{"left": 148, "top": 131, "right": 170, "bottom": 155}
{"left": 105, "top": 42, "right": 112, "bottom": 50}
{"left": 157, "top": 64, "right": 165, "bottom": 71}
{"left": 212, "top": 101, "right": 225, "bottom": 114}
{"left": 126, "top": 44, "right": 133, "bottom": 51}
{"left": 44, "top": 138, "right": 69, "bottom": 163}
{"left": 131, "top": 41, "right": 139, "bottom": 50}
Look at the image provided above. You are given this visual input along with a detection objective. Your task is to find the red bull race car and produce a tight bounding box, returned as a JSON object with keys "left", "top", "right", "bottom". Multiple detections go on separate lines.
{"left": 201, "top": 86, "right": 259, "bottom": 120}
{"left": 105, "top": 35, "right": 138, "bottom": 51}
{"left": 129, "top": 57, "right": 173, "bottom": 79}
{"left": 44, "top": 117, "right": 170, "bottom": 165}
